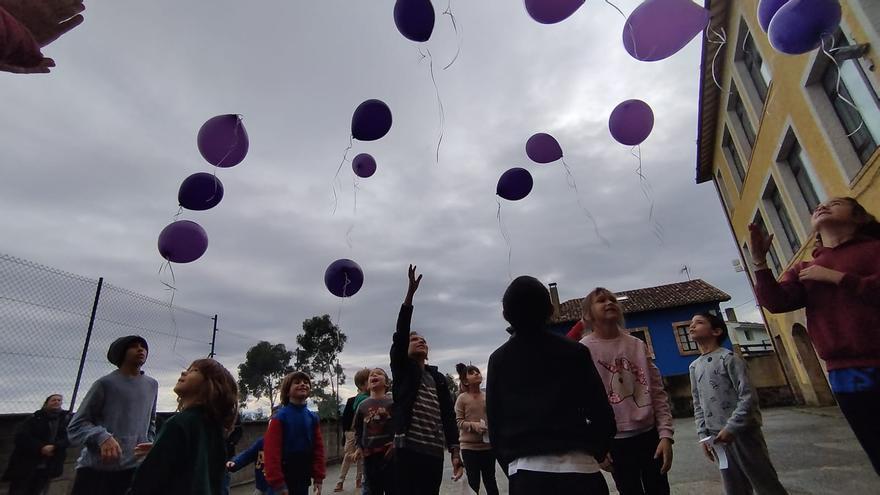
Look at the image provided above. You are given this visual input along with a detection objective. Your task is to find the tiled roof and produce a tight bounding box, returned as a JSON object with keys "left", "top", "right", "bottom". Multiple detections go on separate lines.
{"left": 552, "top": 279, "right": 731, "bottom": 323}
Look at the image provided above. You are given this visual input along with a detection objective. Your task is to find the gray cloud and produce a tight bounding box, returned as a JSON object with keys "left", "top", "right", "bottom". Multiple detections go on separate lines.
{"left": 0, "top": 1, "right": 759, "bottom": 409}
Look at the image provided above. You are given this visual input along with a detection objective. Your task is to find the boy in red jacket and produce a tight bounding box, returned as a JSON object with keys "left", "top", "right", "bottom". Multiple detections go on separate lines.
{"left": 264, "top": 372, "right": 326, "bottom": 495}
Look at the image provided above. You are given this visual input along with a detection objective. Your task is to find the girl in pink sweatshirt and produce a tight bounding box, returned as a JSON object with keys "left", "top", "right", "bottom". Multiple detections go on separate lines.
{"left": 750, "top": 196, "right": 880, "bottom": 474}
{"left": 577, "top": 287, "right": 674, "bottom": 495}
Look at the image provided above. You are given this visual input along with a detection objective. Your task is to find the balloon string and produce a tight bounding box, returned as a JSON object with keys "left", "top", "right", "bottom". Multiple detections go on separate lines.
{"left": 353, "top": 176, "right": 359, "bottom": 216}
{"left": 603, "top": 0, "right": 627, "bottom": 20}
{"left": 334, "top": 274, "right": 349, "bottom": 367}
{"left": 332, "top": 135, "right": 354, "bottom": 215}
{"left": 172, "top": 205, "right": 183, "bottom": 222}
{"left": 205, "top": 168, "right": 220, "bottom": 205}
{"left": 603, "top": 1, "right": 638, "bottom": 58}
{"left": 821, "top": 34, "right": 866, "bottom": 138}
{"left": 420, "top": 46, "right": 445, "bottom": 164}
{"left": 347, "top": 177, "right": 359, "bottom": 250}
{"left": 158, "top": 259, "right": 177, "bottom": 309}
{"left": 442, "top": 0, "right": 462, "bottom": 70}
{"left": 631, "top": 145, "right": 664, "bottom": 243}
{"left": 710, "top": 28, "right": 736, "bottom": 92}
{"left": 707, "top": 27, "right": 733, "bottom": 94}
{"left": 560, "top": 158, "right": 609, "bottom": 247}
{"left": 214, "top": 115, "right": 243, "bottom": 168}
{"left": 496, "top": 198, "right": 512, "bottom": 280}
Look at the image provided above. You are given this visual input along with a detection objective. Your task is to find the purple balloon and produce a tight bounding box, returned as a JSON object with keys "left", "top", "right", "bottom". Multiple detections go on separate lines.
{"left": 768, "top": 0, "right": 841, "bottom": 55}
{"left": 757, "top": 0, "right": 789, "bottom": 33}
{"left": 158, "top": 220, "right": 208, "bottom": 264}
{"left": 351, "top": 99, "right": 393, "bottom": 141}
{"left": 526, "top": 133, "right": 563, "bottom": 164}
{"left": 609, "top": 100, "right": 654, "bottom": 146}
{"left": 524, "top": 0, "right": 585, "bottom": 24}
{"left": 352, "top": 153, "right": 377, "bottom": 178}
{"left": 324, "top": 259, "right": 364, "bottom": 297}
{"left": 623, "top": 0, "right": 710, "bottom": 62}
{"left": 178, "top": 172, "right": 224, "bottom": 211}
{"left": 496, "top": 168, "right": 534, "bottom": 201}
{"left": 197, "top": 115, "right": 249, "bottom": 167}
{"left": 394, "top": 0, "right": 435, "bottom": 43}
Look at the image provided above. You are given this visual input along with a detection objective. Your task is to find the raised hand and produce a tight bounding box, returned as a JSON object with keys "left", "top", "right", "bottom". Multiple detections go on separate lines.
{"left": 0, "top": 57, "right": 54, "bottom": 74}
{"left": 747, "top": 223, "right": 774, "bottom": 265}
{"left": 404, "top": 264, "right": 422, "bottom": 305}
{"left": 0, "top": 0, "right": 85, "bottom": 47}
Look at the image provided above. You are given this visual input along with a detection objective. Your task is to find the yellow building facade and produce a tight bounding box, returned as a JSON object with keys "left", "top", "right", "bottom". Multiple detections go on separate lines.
{"left": 696, "top": 0, "right": 880, "bottom": 405}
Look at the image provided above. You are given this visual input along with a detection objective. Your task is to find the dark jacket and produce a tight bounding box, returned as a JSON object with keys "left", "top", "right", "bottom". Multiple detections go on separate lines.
{"left": 2, "top": 409, "right": 70, "bottom": 480}
{"left": 486, "top": 327, "right": 616, "bottom": 467}
{"left": 128, "top": 407, "right": 226, "bottom": 495}
{"left": 341, "top": 396, "right": 357, "bottom": 432}
{"left": 225, "top": 415, "right": 243, "bottom": 459}
{"left": 390, "top": 304, "right": 459, "bottom": 450}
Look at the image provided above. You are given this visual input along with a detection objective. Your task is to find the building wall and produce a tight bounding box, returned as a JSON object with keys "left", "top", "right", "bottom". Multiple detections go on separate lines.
{"left": 625, "top": 302, "right": 729, "bottom": 377}
{"left": 707, "top": 0, "right": 880, "bottom": 405}
{"left": 728, "top": 321, "right": 770, "bottom": 346}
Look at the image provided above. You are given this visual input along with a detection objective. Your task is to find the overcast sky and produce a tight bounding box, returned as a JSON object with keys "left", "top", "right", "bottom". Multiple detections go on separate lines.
{"left": 0, "top": 1, "right": 762, "bottom": 412}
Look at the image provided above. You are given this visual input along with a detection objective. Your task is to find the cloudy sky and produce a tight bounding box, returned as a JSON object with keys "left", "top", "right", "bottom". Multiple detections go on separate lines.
{"left": 0, "top": 0, "right": 761, "bottom": 412}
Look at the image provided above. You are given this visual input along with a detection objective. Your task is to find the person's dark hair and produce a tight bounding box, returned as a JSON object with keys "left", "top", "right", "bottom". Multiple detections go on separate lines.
{"left": 179, "top": 359, "right": 238, "bottom": 431}
{"left": 455, "top": 363, "right": 481, "bottom": 394}
{"left": 42, "top": 394, "right": 62, "bottom": 409}
{"left": 843, "top": 197, "right": 880, "bottom": 239}
{"left": 502, "top": 276, "right": 553, "bottom": 332}
{"left": 815, "top": 197, "right": 880, "bottom": 245}
{"left": 106, "top": 335, "right": 149, "bottom": 367}
{"left": 279, "top": 371, "right": 311, "bottom": 406}
{"left": 697, "top": 312, "right": 728, "bottom": 345}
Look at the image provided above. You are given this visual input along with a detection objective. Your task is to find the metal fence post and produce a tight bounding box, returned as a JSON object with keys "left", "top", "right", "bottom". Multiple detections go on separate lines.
{"left": 209, "top": 314, "right": 218, "bottom": 358}
{"left": 69, "top": 277, "right": 104, "bottom": 413}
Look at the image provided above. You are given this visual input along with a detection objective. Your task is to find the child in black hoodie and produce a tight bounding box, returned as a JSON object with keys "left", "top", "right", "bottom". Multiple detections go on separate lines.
{"left": 487, "top": 276, "right": 616, "bottom": 494}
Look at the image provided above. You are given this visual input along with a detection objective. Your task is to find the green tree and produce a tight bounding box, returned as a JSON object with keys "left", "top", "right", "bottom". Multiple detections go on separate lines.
{"left": 445, "top": 372, "right": 459, "bottom": 398}
{"left": 294, "top": 315, "right": 347, "bottom": 419}
{"left": 237, "top": 341, "right": 294, "bottom": 411}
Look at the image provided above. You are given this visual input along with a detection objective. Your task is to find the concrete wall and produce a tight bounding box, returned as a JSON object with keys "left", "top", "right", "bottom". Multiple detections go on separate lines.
{"left": 0, "top": 414, "right": 343, "bottom": 495}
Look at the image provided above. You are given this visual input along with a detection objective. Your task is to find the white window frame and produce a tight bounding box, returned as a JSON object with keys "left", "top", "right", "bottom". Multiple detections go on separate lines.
{"left": 801, "top": 24, "right": 880, "bottom": 183}
{"left": 727, "top": 81, "right": 758, "bottom": 159}
{"left": 762, "top": 175, "right": 802, "bottom": 262}
{"left": 772, "top": 122, "right": 827, "bottom": 235}
{"left": 734, "top": 17, "right": 771, "bottom": 111}
{"left": 721, "top": 124, "right": 748, "bottom": 191}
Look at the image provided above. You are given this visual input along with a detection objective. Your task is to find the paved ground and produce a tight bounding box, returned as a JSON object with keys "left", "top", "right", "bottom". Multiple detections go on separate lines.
{"left": 233, "top": 407, "right": 878, "bottom": 494}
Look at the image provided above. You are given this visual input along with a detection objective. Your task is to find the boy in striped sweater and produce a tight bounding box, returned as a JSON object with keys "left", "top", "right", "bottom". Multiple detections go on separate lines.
{"left": 390, "top": 265, "right": 462, "bottom": 494}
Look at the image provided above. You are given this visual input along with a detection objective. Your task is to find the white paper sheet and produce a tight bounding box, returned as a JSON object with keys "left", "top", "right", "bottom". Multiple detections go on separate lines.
{"left": 700, "top": 436, "right": 729, "bottom": 470}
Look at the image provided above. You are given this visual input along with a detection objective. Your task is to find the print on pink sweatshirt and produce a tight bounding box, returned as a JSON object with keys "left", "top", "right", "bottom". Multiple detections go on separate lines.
{"left": 581, "top": 333, "right": 674, "bottom": 439}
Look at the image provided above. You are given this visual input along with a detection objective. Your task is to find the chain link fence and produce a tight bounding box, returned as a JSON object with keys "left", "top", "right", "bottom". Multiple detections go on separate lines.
{"left": 0, "top": 253, "right": 225, "bottom": 414}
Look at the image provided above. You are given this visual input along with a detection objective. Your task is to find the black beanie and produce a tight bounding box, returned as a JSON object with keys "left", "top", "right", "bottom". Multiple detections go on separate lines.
{"left": 107, "top": 335, "right": 149, "bottom": 367}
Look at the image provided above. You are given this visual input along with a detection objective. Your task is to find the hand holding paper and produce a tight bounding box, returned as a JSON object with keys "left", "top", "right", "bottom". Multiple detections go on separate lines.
{"left": 699, "top": 436, "right": 728, "bottom": 470}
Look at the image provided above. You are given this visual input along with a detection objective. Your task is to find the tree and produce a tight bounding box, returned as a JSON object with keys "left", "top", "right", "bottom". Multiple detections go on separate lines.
{"left": 294, "top": 315, "right": 347, "bottom": 419}
{"left": 445, "top": 372, "right": 459, "bottom": 398}
{"left": 237, "top": 341, "right": 294, "bottom": 411}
